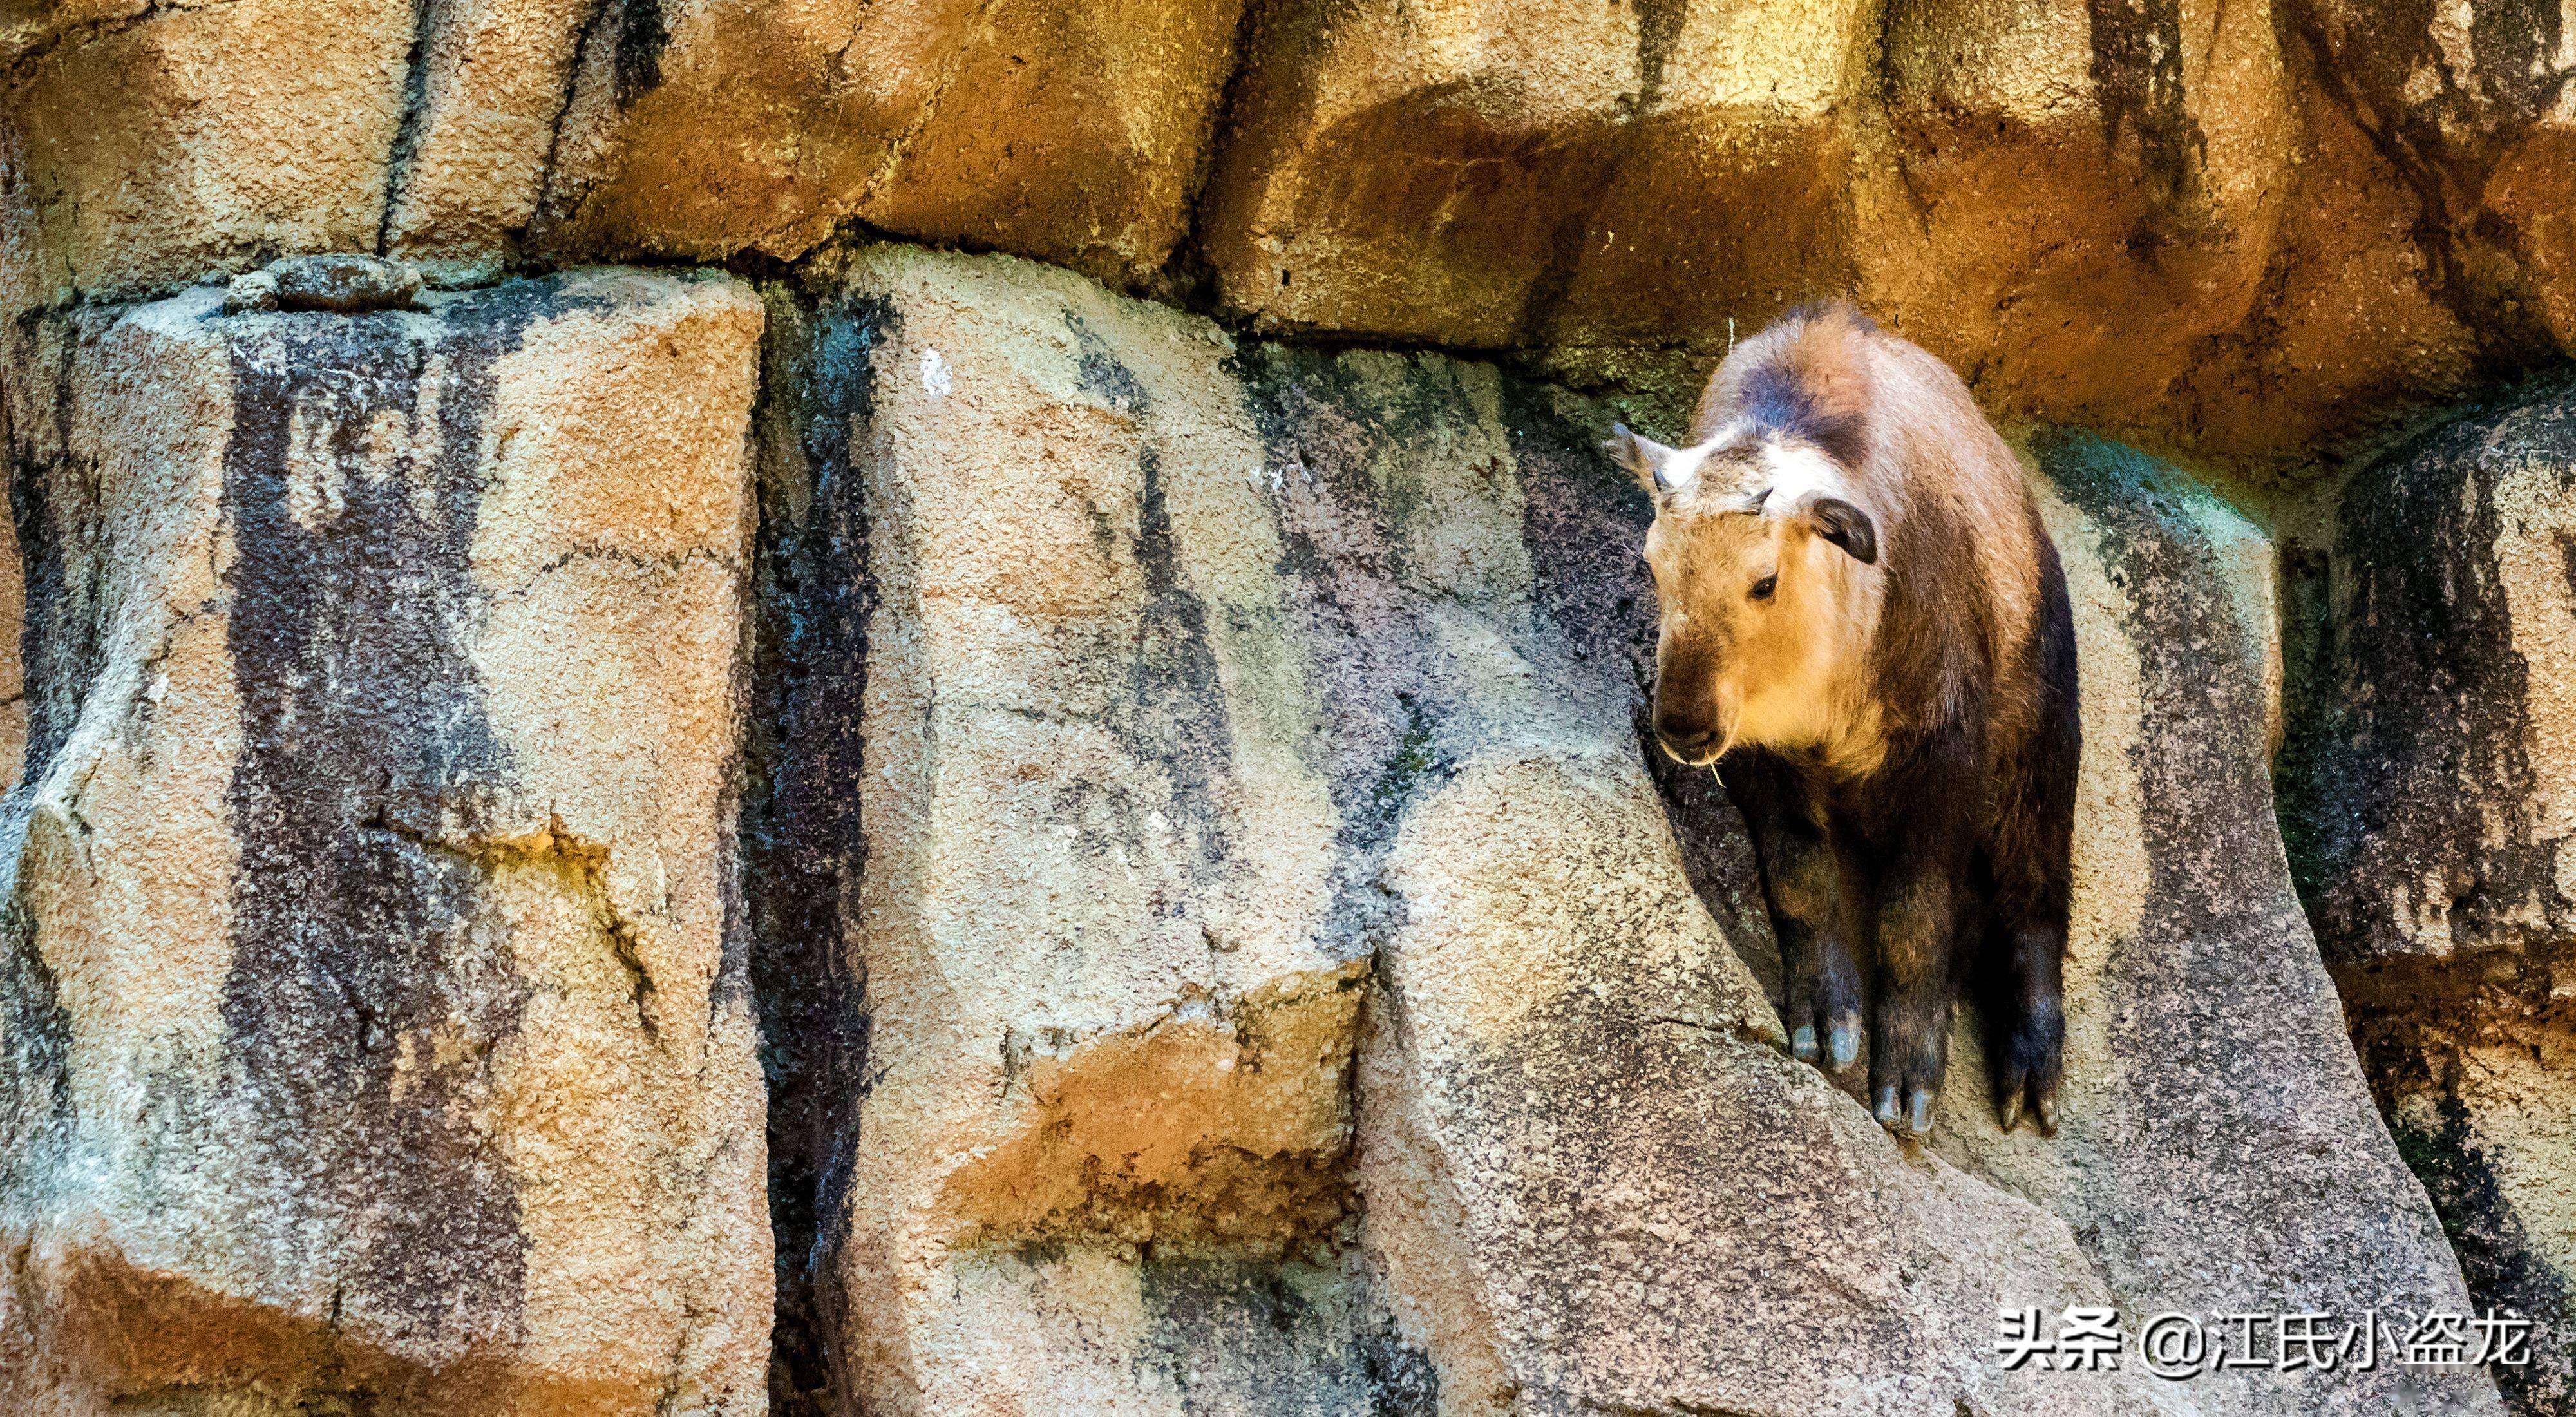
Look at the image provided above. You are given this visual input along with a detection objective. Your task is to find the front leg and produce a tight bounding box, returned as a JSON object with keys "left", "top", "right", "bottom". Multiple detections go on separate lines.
{"left": 1732, "top": 756, "right": 1864, "bottom": 1075}
{"left": 1870, "top": 830, "right": 1969, "bottom": 1138}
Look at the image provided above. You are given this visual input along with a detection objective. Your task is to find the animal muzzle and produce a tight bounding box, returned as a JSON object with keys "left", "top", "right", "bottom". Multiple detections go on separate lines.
{"left": 1653, "top": 707, "right": 1729, "bottom": 766}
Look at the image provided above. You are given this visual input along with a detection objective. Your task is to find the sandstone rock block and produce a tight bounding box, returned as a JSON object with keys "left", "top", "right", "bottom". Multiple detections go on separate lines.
{"left": 2287, "top": 371, "right": 2576, "bottom": 974}
{"left": 0, "top": 0, "right": 413, "bottom": 315}
{"left": 2283, "top": 0, "right": 2576, "bottom": 361}
{"left": 1858, "top": 0, "right": 2293, "bottom": 430}
{"left": 532, "top": 0, "right": 1247, "bottom": 285}
{"left": 0, "top": 268, "right": 770, "bottom": 1414}
{"left": 377, "top": 0, "right": 598, "bottom": 287}
{"left": 1200, "top": 0, "right": 1872, "bottom": 351}
{"left": 1920, "top": 432, "right": 2500, "bottom": 1414}
{"left": 759, "top": 243, "right": 1383, "bottom": 1414}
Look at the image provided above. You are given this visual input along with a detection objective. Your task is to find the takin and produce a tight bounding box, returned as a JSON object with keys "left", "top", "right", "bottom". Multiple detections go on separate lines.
{"left": 1607, "top": 300, "right": 2079, "bottom": 1140}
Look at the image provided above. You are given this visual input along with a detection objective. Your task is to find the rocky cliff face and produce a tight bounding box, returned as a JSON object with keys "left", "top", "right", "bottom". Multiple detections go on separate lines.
{"left": 0, "top": 269, "right": 770, "bottom": 1411}
{"left": 1, "top": 0, "right": 2568, "bottom": 1412}
{"left": 2281, "top": 380, "right": 2576, "bottom": 1416}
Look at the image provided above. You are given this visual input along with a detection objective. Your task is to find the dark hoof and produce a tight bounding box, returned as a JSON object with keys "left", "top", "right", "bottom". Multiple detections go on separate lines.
{"left": 1907, "top": 1089, "right": 1936, "bottom": 1137}
{"left": 1792, "top": 1025, "right": 1819, "bottom": 1064}
{"left": 1874, "top": 1085, "right": 1902, "bottom": 1130}
{"left": 1991, "top": 1002, "right": 2065, "bottom": 1138}
{"left": 1994, "top": 1075, "right": 2062, "bottom": 1136}
{"left": 1828, "top": 1016, "right": 1860, "bottom": 1072}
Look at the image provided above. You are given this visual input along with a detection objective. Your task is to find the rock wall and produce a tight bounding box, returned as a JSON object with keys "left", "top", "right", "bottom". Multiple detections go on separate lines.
{"left": 7, "top": 0, "right": 2575, "bottom": 459}
{"left": 2281, "top": 380, "right": 2576, "bottom": 1416}
{"left": 739, "top": 247, "right": 2494, "bottom": 1416}
{"left": 2, "top": 0, "right": 2569, "bottom": 1411}
{"left": 0, "top": 270, "right": 770, "bottom": 1414}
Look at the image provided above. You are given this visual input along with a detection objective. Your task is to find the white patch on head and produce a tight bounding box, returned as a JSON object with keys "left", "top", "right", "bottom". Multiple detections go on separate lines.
{"left": 1650, "top": 421, "right": 1756, "bottom": 493}
{"left": 1654, "top": 440, "right": 1718, "bottom": 490}
{"left": 1755, "top": 441, "right": 1849, "bottom": 516}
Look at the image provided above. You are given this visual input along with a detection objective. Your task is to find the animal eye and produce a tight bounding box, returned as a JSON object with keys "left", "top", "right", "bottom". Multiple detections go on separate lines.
{"left": 1750, "top": 574, "right": 1777, "bottom": 601}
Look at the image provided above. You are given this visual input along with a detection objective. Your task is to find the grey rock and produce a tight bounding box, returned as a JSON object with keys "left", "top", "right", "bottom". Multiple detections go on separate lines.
{"left": 0, "top": 269, "right": 772, "bottom": 1414}
{"left": 222, "top": 269, "right": 279, "bottom": 313}
{"left": 266, "top": 253, "right": 424, "bottom": 312}
{"left": 2280, "top": 381, "right": 2576, "bottom": 1416}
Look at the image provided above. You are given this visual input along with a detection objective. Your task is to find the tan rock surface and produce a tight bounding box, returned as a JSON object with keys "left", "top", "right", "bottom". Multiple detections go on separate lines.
{"left": 1855, "top": 0, "right": 2292, "bottom": 436}
{"left": 0, "top": 268, "right": 770, "bottom": 1414}
{"left": 532, "top": 0, "right": 1247, "bottom": 285}
{"left": 377, "top": 0, "right": 596, "bottom": 286}
{"left": 3, "top": 0, "right": 2570, "bottom": 463}
{"left": 0, "top": 0, "right": 412, "bottom": 315}
{"left": 1200, "top": 0, "right": 1871, "bottom": 350}
{"left": 763, "top": 244, "right": 1377, "bottom": 1415}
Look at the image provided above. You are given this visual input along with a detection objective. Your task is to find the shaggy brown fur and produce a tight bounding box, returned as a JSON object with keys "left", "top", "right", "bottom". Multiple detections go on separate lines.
{"left": 1608, "top": 301, "right": 2079, "bottom": 1139}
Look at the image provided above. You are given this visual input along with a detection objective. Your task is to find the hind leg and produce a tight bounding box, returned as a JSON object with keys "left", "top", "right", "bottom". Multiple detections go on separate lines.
{"left": 1985, "top": 907, "right": 2067, "bottom": 1135}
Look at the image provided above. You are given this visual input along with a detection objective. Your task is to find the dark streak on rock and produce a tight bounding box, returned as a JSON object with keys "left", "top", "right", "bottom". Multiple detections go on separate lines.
{"left": 376, "top": 0, "right": 443, "bottom": 254}
{"left": 1137, "top": 1255, "right": 1438, "bottom": 1414}
{"left": 2085, "top": 0, "right": 2213, "bottom": 255}
{"left": 1234, "top": 345, "right": 1470, "bottom": 962}
{"left": 0, "top": 312, "right": 111, "bottom": 1215}
{"left": 1510, "top": 0, "right": 1684, "bottom": 348}
{"left": 216, "top": 281, "right": 586, "bottom": 1359}
{"left": 1059, "top": 314, "right": 1242, "bottom": 881}
{"left": 527, "top": 0, "right": 620, "bottom": 249}
{"left": 745, "top": 280, "right": 882, "bottom": 1417}
{"left": 1124, "top": 444, "right": 1238, "bottom": 871}
{"left": 612, "top": 0, "right": 669, "bottom": 108}
{"left": 2279, "top": 378, "right": 2571, "bottom": 965}
{"left": 2391, "top": 1096, "right": 2576, "bottom": 1416}
{"left": 2278, "top": 0, "right": 2566, "bottom": 373}
{"left": 1067, "top": 312, "right": 1151, "bottom": 417}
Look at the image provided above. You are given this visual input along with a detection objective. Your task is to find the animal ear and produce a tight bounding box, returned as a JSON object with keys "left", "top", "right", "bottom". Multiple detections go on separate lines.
{"left": 1604, "top": 423, "right": 1693, "bottom": 496}
{"left": 1802, "top": 496, "right": 1878, "bottom": 564}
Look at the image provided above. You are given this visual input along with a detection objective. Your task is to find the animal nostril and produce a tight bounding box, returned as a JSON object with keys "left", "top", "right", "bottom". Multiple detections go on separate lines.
{"left": 1656, "top": 715, "right": 1710, "bottom": 749}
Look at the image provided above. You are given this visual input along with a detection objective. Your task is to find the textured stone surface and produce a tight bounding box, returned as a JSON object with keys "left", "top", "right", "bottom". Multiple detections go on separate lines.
{"left": 760, "top": 243, "right": 1386, "bottom": 1416}
{"left": 0, "top": 0, "right": 412, "bottom": 314}
{"left": 2281, "top": 381, "right": 2576, "bottom": 1413}
{"left": 377, "top": 0, "right": 596, "bottom": 285}
{"left": 3, "top": 0, "right": 2571, "bottom": 460}
{"left": 746, "top": 245, "right": 2497, "bottom": 1414}
{"left": 3, "top": 0, "right": 2561, "bottom": 1399}
{"left": 1200, "top": 0, "right": 1871, "bottom": 352}
{"left": 1930, "top": 432, "right": 2497, "bottom": 1415}
{"left": 531, "top": 0, "right": 1248, "bottom": 285}
{"left": 268, "top": 253, "right": 425, "bottom": 312}
{"left": 0, "top": 268, "right": 770, "bottom": 1414}
{"left": 1855, "top": 0, "right": 2291, "bottom": 435}
{"left": 2283, "top": 0, "right": 2576, "bottom": 364}
{"left": 2285, "top": 382, "right": 2576, "bottom": 971}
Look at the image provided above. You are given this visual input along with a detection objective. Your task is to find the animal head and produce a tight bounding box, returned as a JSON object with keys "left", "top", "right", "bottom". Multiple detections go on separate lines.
{"left": 1609, "top": 422, "right": 1884, "bottom": 767}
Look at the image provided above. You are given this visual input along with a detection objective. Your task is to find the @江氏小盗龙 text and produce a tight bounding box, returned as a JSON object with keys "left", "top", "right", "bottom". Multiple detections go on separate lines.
{"left": 1993, "top": 1304, "right": 2533, "bottom": 1379}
